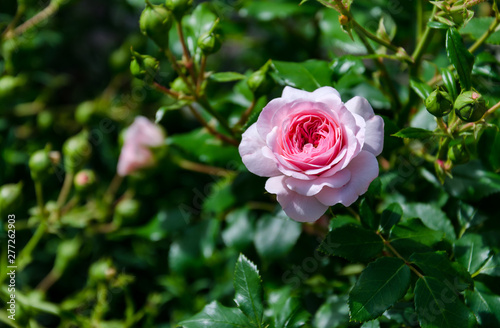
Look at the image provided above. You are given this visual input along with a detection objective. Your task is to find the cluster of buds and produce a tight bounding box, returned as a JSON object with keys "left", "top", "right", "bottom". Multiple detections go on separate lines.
{"left": 425, "top": 89, "right": 487, "bottom": 123}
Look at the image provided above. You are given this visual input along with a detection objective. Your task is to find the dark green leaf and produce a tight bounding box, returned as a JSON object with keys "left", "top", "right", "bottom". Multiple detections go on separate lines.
{"left": 379, "top": 203, "right": 402, "bottom": 233}
{"left": 319, "top": 225, "right": 383, "bottom": 262}
{"left": 268, "top": 287, "right": 310, "bottom": 328}
{"left": 313, "top": 295, "right": 349, "bottom": 328}
{"left": 234, "top": 254, "right": 263, "bottom": 326}
{"left": 254, "top": 211, "right": 302, "bottom": 260}
{"left": 446, "top": 27, "right": 474, "bottom": 90}
{"left": 361, "top": 319, "right": 380, "bottom": 328}
{"left": 440, "top": 68, "right": 457, "bottom": 100}
{"left": 384, "top": 302, "right": 419, "bottom": 327}
{"left": 392, "top": 127, "right": 435, "bottom": 139}
{"left": 454, "top": 233, "right": 491, "bottom": 275}
{"left": 410, "top": 78, "right": 433, "bottom": 100}
{"left": 222, "top": 208, "right": 255, "bottom": 251}
{"left": 349, "top": 257, "right": 411, "bottom": 322}
{"left": 389, "top": 219, "right": 445, "bottom": 257}
{"left": 359, "top": 198, "right": 378, "bottom": 230}
{"left": 271, "top": 60, "right": 332, "bottom": 92}
{"left": 465, "top": 281, "right": 500, "bottom": 326}
{"left": 477, "top": 253, "right": 500, "bottom": 277}
{"left": 402, "top": 203, "right": 456, "bottom": 240}
{"left": 415, "top": 276, "right": 476, "bottom": 328}
{"left": 410, "top": 251, "right": 472, "bottom": 291}
{"left": 479, "top": 128, "right": 500, "bottom": 172}
{"left": 329, "top": 214, "right": 361, "bottom": 230}
{"left": 444, "top": 161, "right": 500, "bottom": 201}
{"left": 210, "top": 72, "right": 247, "bottom": 82}
{"left": 178, "top": 301, "right": 252, "bottom": 328}
{"left": 427, "top": 21, "right": 451, "bottom": 29}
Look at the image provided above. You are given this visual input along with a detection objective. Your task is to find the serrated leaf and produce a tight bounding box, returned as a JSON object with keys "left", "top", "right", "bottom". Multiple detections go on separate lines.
{"left": 465, "top": 281, "right": 500, "bottom": 326}
{"left": 410, "top": 251, "right": 472, "bottom": 291}
{"left": 444, "top": 160, "right": 500, "bottom": 201}
{"left": 402, "top": 203, "right": 456, "bottom": 240}
{"left": 254, "top": 211, "right": 302, "bottom": 260}
{"left": 415, "top": 276, "right": 476, "bottom": 328}
{"left": 392, "top": 127, "right": 435, "bottom": 139}
{"left": 210, "top": 72, "right": 247, "bottom": 82}
{"left": 319, "top": 225, "right": 383, "bottom": 262}
{"left": 379, "top": 203, "right": 402, "bottom": 233}
{"left": 389, "top": 218, "right": 445, "bottom": 257}
{"left": 178, "top": 301, "right": 252, "bottom": 328}
{"left": 410, "top": 78, "right": 433, "bottom": 100}
{"left": 359, "top": 198, "right": 378, "bottom": 230}
{"left": 440, "top": 67, "right": 457, "bottom": 100}
{"left": 234, "top": 254, "right": 263, "bottom": 327}
{"left": 446, "top": 27, "right": 474, "bottom": 90}
{"left": 271, "top": 60, "right": 332, "bottom": 92}
{"left": 349, "top": 257, "right": 411, "bottom": 322}
{"left": 454, "top": 233, "right": 491, "bottom": 275}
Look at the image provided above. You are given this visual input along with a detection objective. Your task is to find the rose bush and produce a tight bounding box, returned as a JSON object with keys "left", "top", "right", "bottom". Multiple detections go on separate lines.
{"left": 239, "top": 86, "right": 384, "bottom": 222}
{"left": 117, "top": 116, "right": 165, "bottom": 176}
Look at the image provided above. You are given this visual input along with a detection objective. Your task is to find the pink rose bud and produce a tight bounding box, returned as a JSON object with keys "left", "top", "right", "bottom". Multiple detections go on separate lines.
{"left": 239, "top": 86, "right": 384, "bottom": 222}
{"left": 117, "top": 116, "right": 165, "bottom": 176}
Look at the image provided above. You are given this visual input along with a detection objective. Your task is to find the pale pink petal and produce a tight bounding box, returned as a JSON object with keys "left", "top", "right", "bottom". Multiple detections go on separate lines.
{"left": 363, "top": 115, "right": 384, "bottom": 156}
{"left": 282, "top": 86, "right": 341, "bottom": 102}
{"left": 256, "top": 98, "right": 289, "bottom": 137}
{"left": 117, "top": 144, "right": 154, "bottom": 176}
{"left": 265, "top": 176, "right": 329, "bottom": 222}
{"left": 345, "top": 96, "right": 375, "bottom": 121}
{"left": 285, "top": 169, "right": 351, "bottom": 196}
{"left": 126, "top": 116, "right": 164, "bottom": 147}
{"left": 239, "top": 124, "right": 281, "bottom": 177}
{"left": 315, "top": 151, "right": 379, "bottom": 206}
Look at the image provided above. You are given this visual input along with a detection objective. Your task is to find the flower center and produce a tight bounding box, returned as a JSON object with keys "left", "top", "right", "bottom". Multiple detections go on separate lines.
{"left": 284, "top": 115, "right": 336, "bottom": 154}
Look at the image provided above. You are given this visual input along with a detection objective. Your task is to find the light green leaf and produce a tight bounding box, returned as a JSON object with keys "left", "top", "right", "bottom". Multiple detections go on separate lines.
{"left": 319, "top": 225, "right": 383, "bottom": 262}
{"left": 349, "top": 257, "right": 411, "bottom": 322}
{"left": 234, "top": 254, "right": 263, "bottom": 327}
{"left": 440, "top": 67, "right": 457, "bottom": 100}
{"left": 210, "top": 72, "right": 247, "bottom": 82}
{"left": 268, "top": 287, "right": 310, "bottom": 328}
{"left": 392, "top": 127, "right": 435, "bottom": 139}
{"left": 410, "top": 79, "right": 433, "bottom": 100}
{"left": 446, "top": 27, "right": 474, "bottom": 90}
{"left": 465, "top": 281, "right": 500, "bottom": 326}
{"left": 313, "top": 295, "right": 349, "bottom": 328}
{"left": 461, "top": 17, "right": 500, "bottom": 45}
{"left": 477, "top": 253, "right": 500, "bottom": 277}
{"left": 178, "top": 301, "right": 252, "bottom": 328}
{"left": 222, "top": 208, "right": 255, "bottom": 251}
{"left": 361, "top": 319, "right": 380, "bottom": 328}
{"left": 415, "top": 276, "right": 476, "bottom": 328}
{"left": 271, "top": 60, "right": 332, "bottom": 92}
{"left": 454, "top": 233, "right": 491, "bottom": 275}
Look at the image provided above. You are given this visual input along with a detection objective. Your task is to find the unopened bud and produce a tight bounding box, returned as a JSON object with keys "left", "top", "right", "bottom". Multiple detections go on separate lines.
{"left": 74, "top": 169, "right": 97, "bottom": 192}
{"left": 448, "top": 143, "right": 469, "bottom": 164}
{"left": 170, "top": 76, "right": 191, "bottom": 95}
{"left": 247, "top": 60, "right": 274, "bottom": 97}
{"left": 29, "top": 149, "right": 52, "bottom": 181}
{"left": 130, "top": 50, "right": 159, "bottom": 82}
{"left": 454, "top": 91, "right": 487, "bottom": 122}
{"left": 114, "top": 198, "right": 141, "bottom": 225}
{"left": 89, "top": 258, "right": 116, "bottom": 282}
{"left": 63, "top": 131, "right": 92, "bottom": 173}
{"left": 139, "top": 3, "right": 173, "bottom": 49}
{"left": 198, "top": 19, "right": 221, "bottom": 55}
{"left": 425, "top": 88, "right": 453, "bottom": 117}
{"left": 165, "top": 0, "right": 193, "bottom": 20}
{"left": 0, "top": 182, "right": 23, "bottom": 215}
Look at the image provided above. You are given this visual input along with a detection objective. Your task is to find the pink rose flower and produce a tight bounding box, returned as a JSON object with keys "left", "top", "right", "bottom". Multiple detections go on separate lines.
{"left": 239, "top": 86, "right": 384, "bottom": 222}
{"left": 117, "top": 116, "right": 165, "bottom": 176}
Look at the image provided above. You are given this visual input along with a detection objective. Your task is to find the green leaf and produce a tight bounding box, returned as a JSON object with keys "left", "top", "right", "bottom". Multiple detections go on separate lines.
{"left": 178, "top": 301, "right": 252, "bottom": 328}
{"left": 182, "top": 3, "right": 217, "bottom": 56}
{"left": 210, "top": 72, "right": 247, "bottom": 82}
{"left": 478, "top": 128, "right": 500, "bottom": 172}
{"left": 415, "top": 276, "right": 476, "bottom": 328}
{"left": 379, "top": 203, "right": 402, "bottom": 233}
{"left": 359, "top": 198, "right": 378, "bottom": 230}
{"left": 392, "top": 127, "right": 435, "bottom": 139}
{"left": 427, "top": 21, "right": 451, "bottom": 29}
{"left": 254, "top": 211, "right": 302, "bottom": 260}
{"left": 319, "top": 225, "right": 383, "bottom": 262}
{"left": 222, "top": 208, "right": 255, "bottom": 251}
{"left": 384, "top": 302, "right": 419, "bottom": 327}
{"left": 410, "top": 251, "right": 473, "bottom": 291}
{"left": 461, "top": 17, "right": 500, "bottom": 45}
{"left": 402, "top": 203, "right": 456, "bottom": 240}
{"left": 446, "top": 27, "right": 474, "bottom": 90}
{"left": 444, "top": 161, "right": 500, "bottom": 201}
{"left": 271, "top": 60, "right": 332, "bottom": 92}
{"left": 465, "top": 281, "right": 500, "bottom": 326}
{"left": 268, "top": 287, "right": 310, "bottom": 328}
{"left": 234, "top": 254, "right": 263, "bottom": 327}
{"left": 440, "top": 67, "right": 457, "bottom": 100}
{"left": 454, "top": 233, "right": 491, "bottom": 275}
{"left": 242, "top": 1, "right": 311, "bottom": 21}
{"left": 389, "top": 219, "right": 445, "bottom": 257}
{"left": 348, "top": 257, "right": 411, "bottom": 322}
{"left": 313, "top": 295, "right": 349, "bottom": 328}
{"left": 410, "top": 78, "right": 433, "bottom": 100}
{"left": 477, "top": 253, "right": 500, "bottom": 277}
{"left": 361, "top": 319, "right": 380, "bottom": 328}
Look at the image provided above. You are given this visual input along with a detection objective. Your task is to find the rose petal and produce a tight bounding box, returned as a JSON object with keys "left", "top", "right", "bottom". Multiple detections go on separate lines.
{"left": 315, "top": 151, "right": 379, "bottom": 206}
{"left": 265, "top": 176, "right": 329, "bottom": 222}
{"left": 345, "top": 96, "right": 375, "bottom": 121}
{"left": 285, "top": 169, "right": 351, "bottom": 196}
{"left": 282, "top": 86, "right": 342, "bottom": 102}
{"left": 363, "top": 115, "right": 385, "bottom": 156}
{"left": 239, "top": 124, "right": 281, "bottom": 177}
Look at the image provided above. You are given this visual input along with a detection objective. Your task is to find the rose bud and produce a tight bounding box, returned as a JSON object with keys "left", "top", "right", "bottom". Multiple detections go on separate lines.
{"left": 75, "top": 101, "right": 97, "bottom": 125}
{"left": 139, "top": 2, "right": 173, "bottom": 49}
{"left": 89, "top": 258, "right": 116, "bottom": 282}
{"left": 130, "top": 50, "right": 159, "bottom": 82}
{"left": 165, "top": 0, "right": 193, "bottom": 20}
{"left": 198, "top": 19, "right": 221, "bottom": 55}
{"left": 114, "top": 198, "right": 141, "bottom": 225}
{"left": 29, "top": 149, "right": 53, "bottom": 181}
{"left": 63, "top": 130, "right": 92, "bottom": 173}
{"left": 0, "top": 182, "right": 23, "bottom": 215}
{"left": 425, "top": 88, "right": 453, "bottom": 117}
{"left": 170, "top": 76, "right": 191, "bottom": 95}
{"left": 117, "top": 116, "right": 165, "bottom": 176}
{"left": 239, "top": 86, "right": 384, "bottom": 222}
{"left": 454, "top": 90, "right": 487, "bottom": 122}
{"left": 448, "top": 143, "right": 469, "bottom": 165}
{"left": 74, "top": 169, "right": 97, "bottom": 193}
{"left": 247, "top": 60, "right": 275, "bottom": 97}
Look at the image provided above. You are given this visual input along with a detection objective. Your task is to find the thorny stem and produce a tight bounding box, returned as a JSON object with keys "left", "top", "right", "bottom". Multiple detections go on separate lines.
{"left": 187, "top": 104, "right": 239, "bottom": 146}
{"left": 377, "top": 232, "right": 424, "bottom": 278}
{"left": 3, "top": 2, "right": 59, "bottom": 40}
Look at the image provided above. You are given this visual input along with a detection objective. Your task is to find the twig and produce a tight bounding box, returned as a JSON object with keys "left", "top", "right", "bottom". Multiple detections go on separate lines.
{"left": 175, "top": 157, "right": 235, "bottom": 176}
{"left": 378, "top": 232, "right": 424, "bottom": 278}
{"left": 187, "top": 104, "right": 239, "bottom": 146}
{"left": 4, "top": 2, "right": 59, "bottom": 40}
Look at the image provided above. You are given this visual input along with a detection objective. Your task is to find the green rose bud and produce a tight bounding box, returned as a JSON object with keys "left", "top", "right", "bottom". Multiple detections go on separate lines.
{"left": 165, "top": 0, "right": 193, "bottom": 20}
{"left": 29, "top": 149, "right": 53, "bottom": 181}
{"left": 75, "top": 101, "right": 97, "bottom": 125}
{"left": 448, "top": 143, "right": 469, "bottom": 165}
{"left": 130, "top": 50, "right": 159, "bottom": 82}
{"left": 247, "top": 60, "right": 275, "bottom": 97}
{"left": 198, "top": 32, "right": 221, "bottom": 55}
{"left": 425, "top": 88, "right": 453, "bottom": 117}
{"left": 63, "top": 131, "right": 92, "bottom": 173}
{"left": 74, "top": 169, "right": 97, "bottom": 193}
{"left": 454, "top": 91, "right": 487, "bottom": 122}
{"left": 139, "top": 2, "right": 173, "bottom": 49}
{"left": 89, "top": 258, "right": 116, "bottom": 282}
{"left": 170, "top": 76, "right": 191, "bottom": 95}
{"left": 114, "top": 199, "right": 141, "bottom": 225}
{"left": 0, "top": 182, "right": 23, "bottom": 215}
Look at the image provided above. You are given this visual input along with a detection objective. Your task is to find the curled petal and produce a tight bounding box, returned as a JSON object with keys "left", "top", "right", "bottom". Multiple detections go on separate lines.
{"left": 239, "top": 124, "right": 281, "bottom": 177}
{"left": 285, "top": 169, "right": 351, "bottom": 196}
